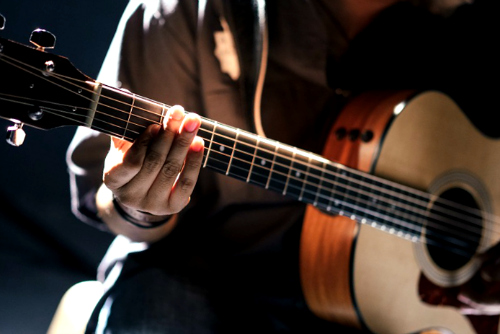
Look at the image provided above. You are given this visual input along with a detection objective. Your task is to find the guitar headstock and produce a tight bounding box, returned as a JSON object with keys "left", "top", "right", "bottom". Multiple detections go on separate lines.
{"left": 0, "top": 14, "right": 96, "bottom": 145}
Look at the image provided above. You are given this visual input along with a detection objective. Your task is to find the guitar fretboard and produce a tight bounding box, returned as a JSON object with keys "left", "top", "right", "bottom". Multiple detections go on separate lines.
{"left": 198, "top": 119, "right": 430, "bottom": 241}
{"left": 89, "top": 84, "right": 432, "bottom": 243}
{"left": 0, "top": 34, "right": 486, "bottom": 260}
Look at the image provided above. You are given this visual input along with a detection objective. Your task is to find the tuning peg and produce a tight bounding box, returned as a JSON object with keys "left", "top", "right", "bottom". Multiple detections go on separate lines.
{"left": 30, "top": 29, "right": 56, "bottom": 50}
{"left": 6, "top": 123, "right": 26, "bottom": 147}
{"left": 0, "top": 14, "right": 5, "bottom": 30}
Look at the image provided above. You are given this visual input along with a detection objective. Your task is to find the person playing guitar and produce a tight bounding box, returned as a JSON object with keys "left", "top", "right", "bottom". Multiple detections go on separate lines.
{"left": 2, "top": 0, "right": 500, "bottom": 333}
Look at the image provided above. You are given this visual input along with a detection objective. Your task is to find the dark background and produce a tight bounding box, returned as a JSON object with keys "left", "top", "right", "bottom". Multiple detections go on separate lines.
{"left": 0, "top": 1, "right": 127, "bottom": 332}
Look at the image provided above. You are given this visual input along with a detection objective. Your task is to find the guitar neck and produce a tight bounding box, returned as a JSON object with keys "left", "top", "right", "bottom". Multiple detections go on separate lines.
{"left": 88, "top": 83, "right": 429, "bottom": 242}
{"left": 0, "top": 34, "right": 484, "bottom": 258}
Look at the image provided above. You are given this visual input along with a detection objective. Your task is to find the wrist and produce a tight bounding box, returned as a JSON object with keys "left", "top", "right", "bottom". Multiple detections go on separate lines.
{"left": 96, "top": 184, "right": 177, "bottom": 242}
{"left": 111, "top": 196, "right": 172, "bottom": 229}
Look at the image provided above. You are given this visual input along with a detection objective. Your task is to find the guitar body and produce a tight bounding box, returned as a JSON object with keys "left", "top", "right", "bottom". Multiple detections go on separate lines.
{"left": 300, "top": 90, "right": 500, "bottom": 333}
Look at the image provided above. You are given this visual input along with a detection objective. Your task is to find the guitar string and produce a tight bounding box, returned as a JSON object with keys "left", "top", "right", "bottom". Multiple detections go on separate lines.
{"left": 0, "top": 53, "right": 488, "bottom": 227}
{"left": 0, "top": 55, "right": 492, "bottom": 242}
{"left": 0, "top": 56, "right": 492, "bottom": 243}
{"left": 0, "top": 56, "right": 495, "bottom": 244}
{"left": 40, "top": 69, "right": 495, "bottom": 235}
{"left": 0, "top": 94, "right": 489, "bottom": 255}
{"left": 0, "top": 89, "right": 484, "bottom": 242}
{"left": 0, "top": 95, "right": 489, "bottom": 250}
{"left": 0, "top": 120, "right": 473, "bottom": 257}
{"left": 25, "top": 72, "right": 490, "bottom": 231}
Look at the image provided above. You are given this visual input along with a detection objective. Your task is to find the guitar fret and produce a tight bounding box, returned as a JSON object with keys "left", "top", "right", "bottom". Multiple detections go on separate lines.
{"left": 301, "top": 156, "right": 323, "bottom": 205}
{"left": 298, "top": 156, "right": 311, "bottom": 201}
{"left": 248, "top": 140, "right": 274, "bottom": 187}
{"left": 387, "top": 186, "right": 405, "bottom": 233}
{"left": 335, "top": 168, "right": 350, "bottom": 215}
{"left": 362, "top": 179, "right": 391, "bottom": 231}
{"left": 357, "top": 176, "right": 379, "bottom": 224}
{"left": 92, "top": 85, "right": 165, "bottom": 141}
{"left": 268, "top": 146, "right": 292, "bottom": 193}
{"left": 127, "top": 95, "right": 163, "bottom": 139}
{"left": 313, "top": 160, "right": 326, "bottom": 207}
{"left": 370, "top": 179, "right": 395, "bottom": 228}
{"left": 203, "top": 121, "right": 217, "bottom": 168}
{"left": 286, "top": 151, "right": 308, "bottom": 200}
{"left": 202, "top": 124, "right": 235, "bottom": 173}
{"left": 366, "top": 179, "right": 424, "bottom": 238}
{"left": 323, "top": 163, "right": 340, "bottom": 213}
{"left": 246, "top": 138, "right": 259, "bottom": 183}
{"left": 226, "top": 129, "right": 239, "bottom": 175}
{"left": 231, "top": 132, "right": 256, "bottom": 181}
{"left": 265, "top": 144, "right": 279, "bottom": 190}
{"left": 351, "top": 170, "right": 369, "bottom": 220}
{"left": 282, "top": 148, "right": 297, "bottom": 196}
{"left": 122, "top": 94, "right": 135, "bottom": 139}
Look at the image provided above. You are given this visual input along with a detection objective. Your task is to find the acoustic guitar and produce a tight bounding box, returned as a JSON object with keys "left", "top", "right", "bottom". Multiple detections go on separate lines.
{"left": 1, "top": 25, "right": 499, "bottom": 334}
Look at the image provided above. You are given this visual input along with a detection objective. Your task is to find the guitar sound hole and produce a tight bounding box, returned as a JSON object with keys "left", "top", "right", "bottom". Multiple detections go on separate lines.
{"left": 425, "top": 188, "right": 482, "bottom": 271}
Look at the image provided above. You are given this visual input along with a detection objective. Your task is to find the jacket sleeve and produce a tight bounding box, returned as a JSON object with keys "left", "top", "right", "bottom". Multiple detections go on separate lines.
{"left": 66, "top": 0, "right": 201, "bottom": 229}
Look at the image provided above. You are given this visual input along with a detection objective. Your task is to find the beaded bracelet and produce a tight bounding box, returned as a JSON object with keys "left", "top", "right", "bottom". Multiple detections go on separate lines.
{"left": 112, "top": 196, "right": 172, "bottom": 229}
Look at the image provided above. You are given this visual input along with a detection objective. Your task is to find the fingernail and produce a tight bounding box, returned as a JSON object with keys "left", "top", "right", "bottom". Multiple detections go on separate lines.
{"left": 191, "top": 137, "right": 204, "bottom": 152}
{"left": 170, "top": 107, "right": 184, "bottom": 121}
{"left": 184, "top": 118, "right": 200, "bottom": 133}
